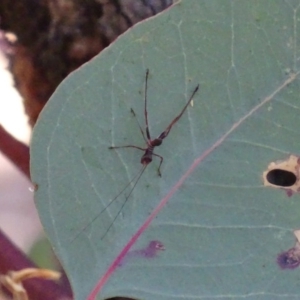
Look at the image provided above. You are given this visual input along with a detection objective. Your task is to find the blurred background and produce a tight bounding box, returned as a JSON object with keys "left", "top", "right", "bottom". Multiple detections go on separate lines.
{"left": 0, "top": 1, "right": 173, "bottom": 298}
{"left": 0, "top": 48, "right": 42, "bottom": 253}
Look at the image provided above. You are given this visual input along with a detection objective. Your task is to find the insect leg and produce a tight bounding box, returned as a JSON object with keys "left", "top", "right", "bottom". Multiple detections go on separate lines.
{"left": 152, "top": 152, "right": 163, "bottom": 177}
{"left": 144, "top": 69, "right": 152, "bottom": 141}
{"left": 158, "top": 85, "right": 199, "bottom": 140}
{"left": 109, "top": 145, "right": 147, "bottom": 151}
{"left": 130, "top": 108, "right": 148, "bottom": 144}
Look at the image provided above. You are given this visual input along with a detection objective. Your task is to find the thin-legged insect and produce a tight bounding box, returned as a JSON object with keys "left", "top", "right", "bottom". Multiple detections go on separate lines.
{"left": 74, "top": 70, "right": 199, "bottom": 241}
{"left": 110, "top": 69, "right": 199, "bottom": 176}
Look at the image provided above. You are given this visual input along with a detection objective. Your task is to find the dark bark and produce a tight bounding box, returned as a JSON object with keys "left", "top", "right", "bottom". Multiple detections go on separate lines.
{"left": 0, "top": 0, "right": 173, "bottom": 126}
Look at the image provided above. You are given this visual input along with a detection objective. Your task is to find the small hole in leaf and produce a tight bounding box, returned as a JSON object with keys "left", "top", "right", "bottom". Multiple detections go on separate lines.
{"left": 266, "top": 169, "right": 297, "bottom": 187}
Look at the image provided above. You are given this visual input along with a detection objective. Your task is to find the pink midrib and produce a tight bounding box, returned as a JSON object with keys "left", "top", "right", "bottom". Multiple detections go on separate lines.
{"left": 87, "top": 72, "right": 298, "bottom": 300}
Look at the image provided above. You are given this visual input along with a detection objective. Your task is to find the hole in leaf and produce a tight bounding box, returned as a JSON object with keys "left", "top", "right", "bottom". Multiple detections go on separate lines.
{"left": 262, "top": 155, "right": 300, "bottom": 195}
{"left": 266, "top": 169, "right": 297, "bottom": 187}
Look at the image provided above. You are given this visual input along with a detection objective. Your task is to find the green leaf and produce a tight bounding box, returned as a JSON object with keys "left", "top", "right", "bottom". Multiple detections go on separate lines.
{"left": 31, "top": 1, "right": 300, "bottom": 299}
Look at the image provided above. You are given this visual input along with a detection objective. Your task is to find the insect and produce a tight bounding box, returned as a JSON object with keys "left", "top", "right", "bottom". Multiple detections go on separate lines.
{"left": 74, "top": 70, "right": 199, "bottom": 241}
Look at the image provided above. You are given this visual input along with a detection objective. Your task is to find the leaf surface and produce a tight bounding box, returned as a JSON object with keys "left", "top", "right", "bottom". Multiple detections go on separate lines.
{"left": 31, "top": 1, "right": 300, "bottom": 299}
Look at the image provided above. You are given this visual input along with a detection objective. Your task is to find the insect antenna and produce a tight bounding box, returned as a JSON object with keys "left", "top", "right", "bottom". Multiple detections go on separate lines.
{"left": 71, "top": 165, "right": 146, "bottom": 242}
{"left": 100, "top": 164, "right": 148, "bottom": 240}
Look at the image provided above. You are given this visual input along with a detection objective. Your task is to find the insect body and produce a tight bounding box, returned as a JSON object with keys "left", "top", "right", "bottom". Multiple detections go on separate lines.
{"left": 74, "top": 69, "right": 199, "bottom": 241}
{"left": 110, "top": 69, "right": 199, "bottom": 176}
